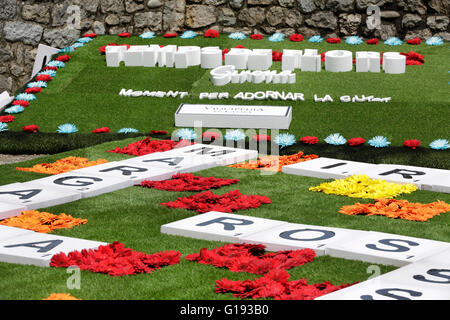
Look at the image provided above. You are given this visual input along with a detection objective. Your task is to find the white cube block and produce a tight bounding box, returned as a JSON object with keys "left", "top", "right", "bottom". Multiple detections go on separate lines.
{"left": 124, "top": 46, "right": 147, "bottom": 67}
{"left": 252, "top": 49, "right": 272, "bottom": 69}
{"left": 382, "top": 52, "right": 400, "bottom": 70}
{"left": 0, "top": 225, "right": 34, "bottom": 242}
{"left": 201, "top": 50, "right": 222, "bottom": 69}
{"left": 356, "top": 51, "right": 380, "bottom": 72}
{"left": 105, "top": 46, "right": 125, "bottom": 67}
{"left": 283, "top": 49, "right": 302, "bottom": 68}
{"left": 325, "top": 50, "right": 353, "bottom": 72}
{"left": 0, "top": 202, "right": 25, "bottom": 220}
{"left": 248, "top": 53, "right": 269, "bottom": 71}
{"left": 142, "top": 47, "right": 157, "bottom": 67}
{"left": 282, "top": 54, "right": 297, "bottom": 71}
{"left": 174, "top": 52, "right": 188, "bottom": 69}
{"left": 301, "top": 55, "right": 321, "bottom": 72}
{"left": 178, "top": 46, "right": 201, "bottom": 66}
{"left": 224, "top": 49, "right": 251, "bottom": 70}
{"left": 384, "top": 55, "right": 406, "bottom": 74}
{"left": 161, "top": 211, "right": 287, "bottom": 242}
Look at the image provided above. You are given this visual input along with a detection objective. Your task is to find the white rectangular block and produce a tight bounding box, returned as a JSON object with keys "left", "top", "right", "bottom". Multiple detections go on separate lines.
{"left": 32, "top": 173, "right": 133, "bottom": 198}
{"left": 0, "top": 182, "right": 81, "bottom": 210}
{"left": 281, "top": 54, "right": 297, "bottom": 71}
{"left": 0, "top": 202, "right": 26, "bottom": 220}
{"left": 356, "top": 51, "right": 380, "bottom": 73}
{"left": 175, "top": 103, "right": 293, "bottom": 130}
{"left": 282, "top": 157, "right": 377, "bottom": 179}
{"left": 142, "top": 47, "right": 157, "bottom": 67}
{"left": 0, "top": 225, "right": 34, "bottom": 242}
{"left": 225, "top": 48, "right": 252, "bottom": 70}
{"left": 174, "top": 52, "right": 188, "bottom": 68}
{"left": 301, "top": 54, "right": 321, "bottom": 72}
{"left": 161, "top": 211, "right": 287, "bottom": 242}
{"left": 124, "top": 46, "right": 148, "bottom": 67}
{"left": 105, "top": 46, "right": 126, "bottom": 67}
{"left": 252, "top": 49, "right": 272, "bottom": 70}
{"left": 326, "top": 231, "right": 450, "bottom": 267}
{"left": 201, "top": 50, "right": 222, "bottom": 69}
{"left": 0, "top": 232, "right": 107, "bottom": 267}
{"left": 238, "top": 223, "right": 367, "bottom": 255}
{"left": 69, "top": 161, "right": 177, "bottom": 184}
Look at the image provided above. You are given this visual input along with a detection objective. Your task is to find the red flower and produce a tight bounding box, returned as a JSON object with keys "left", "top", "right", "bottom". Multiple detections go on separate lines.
{"left": 204, "top": 29, "right": 219, "bottom": 38}
{"left": 403, "top": 51, "right": 425, "bottom": 65}
{"left": 202, "top": 131, "right": 221, "bottom": 141}
{"left": 150, "top": 130, "right": 168, "bottom": 135}
{"left": 142, "top": 173, "right": 239, "bottom": 192}
{"left": 406, "top": 59, "right": 423, "bottom": 65}
{"left": 272, "top": 51, "right": 283, "bottom": 62}
{"left": 403, "top": 139, "right": 421, "bottom": 149}
{"left": 234, "top": 45, "right": 246, "bottom": 49}
{"left": 222, "top": 48, "right": 229, "bottom": 60}
{"left": 35, "top": 74, "right": 52, "bottom": 82}
{"left": 252, "top": 134, "right": 271, "bottom": 142}
{"left": 320, "top": 52, "right": 326, "bottom": 62}
{"left": 289, "top": 34, "right": 303, "bottom": 42}
{"left": 163, "top": 32, "right": 177, "bottom": 38}
{"left": 25, "top": 87, "right": 42, "bottom": 94}
{"left": 83, "top": 33, "right": 97, "bottom": 38}
{"left": 56, "top": 55, "right": 71, "bottom": 62}
{"left": 366, "top": 38, "right": 379, "bottom": 45}
{"left": 300, "top": 136, "right": 319, "bottom": 145}
{"left": 108, "top": 138, "right": 179, "bottom": 156}
{"left": 407, "top": 38, "right": 421, "bottom": 45}
{"left": 250, "top": 34, "right": 263, "bottom": 40}
{"left": 347, "top": 137, "right": 365, "bottom": 146}
{"left": 22, "top": 125, "right": 40, "bottom": 133}
{"left": 92, "top": 127, "right": 110, "bottom": 133}
{"left": 13, "top": 100, "right": 30, "bottom": 107}
{"left": 43, "top": 66, "right": 58, "bottom": 71}
{"left": 118, "top": 32, "right": 131, "bottom": 38}
{"left": 326, "top": 37, "right": 341, "bottom": 44}
{"left": 0, "top": 115, "right": 15, "bottom": 123}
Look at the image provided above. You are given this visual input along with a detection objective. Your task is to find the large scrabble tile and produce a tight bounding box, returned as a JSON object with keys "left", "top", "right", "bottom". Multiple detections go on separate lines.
{"left": 326, "top": 231, "right": 450, "bottom": 267}
{"left": 0, "top": 202, "right": 26, "bottom": 220}
{"left": 282, "top": 157, "right": 377, "bottom": 179}
{"left": 70, "top": 161, "right": 177, "bottom": 184}
{"left": 0, "top": 232, "right": 107, "bottom": 267}
{"left": 127, "top": 152, "right": 219, "bottom": 173}
{"left": 238, "top": 223, "right": 368, "bottom": 255}
{"left": 32, "top": 173, "right": 133, "bottom": 198}
{"left": 160, "top": 211, "right": 287, "bottom": 242}
{"left": 0, "top": 225, "right": 34, "bottom": 242}
{"left": 0, "top": 182, "right": 81, "bottom": 210}
{"left": 168, "top": 143, "right": 258, "bottom": 166}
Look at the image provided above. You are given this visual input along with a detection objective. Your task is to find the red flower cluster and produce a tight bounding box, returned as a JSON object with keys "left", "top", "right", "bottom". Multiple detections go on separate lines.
{"left": 252, "top": 134, "right": 270, "bottom": 142}
{"left": 216, "top": 268, "right": 354, "bottom": 300}
{"left": 320, "top": 52, "right": 326, "bottom": 62}
{"left": 366, "top": 38, "right": 379, "bottom": 45}
{"left": 83, "top": 32, "right": 97, "bottom": 38}
{"left": 150, "top": 130, "right": 168, "bottom": 135}
{"left": 25, "top": 87, "right": 42, "bottom": 94}
{"left": 204, "top": 29, "right": 219, "bottom": 38}
{"left": 43, "top": 66, "right": 58, "bottom": 71}
{"left": 289, "top": 34, "right": 303, "bottom": 42}
{"left": 50, "top": 241, "right": 181, "bottom": 276}
{"left": 222, "top": 48, "right": 229, "bottom": 60}
{"left": 107, "top": 138, "right": 180, "bottom": 156}
{"left": 327, "top": 37, "right": 341, "bottom": 44}
{"left": 403, "top": 139, "right": 421, "bottom": 149}
{"left": 300, "top": 136, "right": 319, "bottom": 145}
{"left": 407, "top": 38, "right": 421, "bottom": 45}
{"left": 272, "top": 51, "right": 283, "bottom": 61}
{"left": 141, "top": 173, "right": 239, "bottom": 192}
{"left": 163, "top": 32, "right": 177, "bottom": 38}
{"left": 22, "top": 125, "right": 40, "bottom": 133}
{"left": 202, "top": 131, "right": 221, "bottom": 141}
{"left": 118, "top": 32, "right": 131, "bottom": 38}
{"left": 347, "top": 137, "right": 365, "bottom": 146}
{"left": 186, "top": 243, "right": 316, "bottom": 275}
{"left": 250, "top": 34, "right": 263, "bottom": 40}
{"left": 56, "top": 55, "right": 71, "bottom": 62}
{"left": 35, "top": 74, "right": 52, "bottom": 82}
{"left": 401, "top": 51, "right": 425, "bottom": 65}
{"left": 92, "top": 127, "right": 110, "bottom": 133}
{"left": 160, "top": 190, "right": 271, "bottom": 213}
{"left": 235, "top": 45, "right": 246, "bottom": 49}
{"left": 0, "top": 115, "right": 15, "bottom": 123}
{"left": 13, "top": 100, "right": 29, "bottom": 107}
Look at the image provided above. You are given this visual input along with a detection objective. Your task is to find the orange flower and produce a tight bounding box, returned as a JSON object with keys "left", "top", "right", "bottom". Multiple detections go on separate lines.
{"left": 0, "top": 210, "right": 87, "bottom": 233}
{"left": 339, "top": 199, "right": 450, "bottom": 222}
{"left": 43, "top": 293, "right": 80, "bottom": 300}
{"left": 228, "top": 152, "right": 319, "bottom": 172}
{"left": 16, "top": 156, "right": 108, "bottom": 175}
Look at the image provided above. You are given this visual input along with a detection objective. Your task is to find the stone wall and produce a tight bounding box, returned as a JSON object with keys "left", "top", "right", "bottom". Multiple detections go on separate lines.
{"left": 1, "top": 0, "right": 449, "bottom": 93}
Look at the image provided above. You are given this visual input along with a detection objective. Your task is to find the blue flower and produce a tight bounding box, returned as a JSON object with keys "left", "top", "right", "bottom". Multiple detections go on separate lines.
{"left": 308, "top": 35, "right": 323, "bottom": 43}
{"left": 274, "top": 133, "right": 296, "bottom": 148}
{"left": 368, "top": 136, "right": 391, "bottom": 148}
{"left": 57, "top": 123, "right": 78, "bottom": 134}
{"left": 37, "top": 70, "right": 57, "bottom": 77}
{"left": 268, "top": 33, "right": 285, "bottom": 42}
{"left": 229, "top": 32, "right": 246, "bottom": 40}
{"left": 224, "top": 129, "right": 246, "bottom": 142}
{"left": 118, "top": 127, "right": 139, "bottom": 134}
{"left": 5, "top": 106, "right": 25, "bottom": 114}
{"left": 15, "top": 93, "right": 36, "bottom": 101}
{"left": 180, "top": 31, "right": 196, "bottom": 39}
{"left": 71, "top": 42, "right": 84, "bottom": 49}
{"left": 27, "top": 81, "right": 47, "bottom": 88}
{"left": 0, "top": 122, "right": 8, "bottom": 132}
{"left": 426, "top": 36, "right": 443, "bottom": 46}
{"left": 325, "top": 133, "right": 347, "bottom": 146}
{"left": 384, "top": 37, "right": 402, "bottom": 46}
{"left": 47, "top": 60, "right": 66, "bottom": 68}
{"left": 77, "top": 37, "right": 93, "bottom": 43}
{"left": 345, "top": 36, "right": 363, "bottom": 45}
{"left": 140, "top": 31, "right": 156, "bottom": 39}
{"left": 58, "top": 46, "right": 75, "bottom": 53}
{"left": 429, "top": 139, "right": 450, "bottom": 150}
{"left": 176, "top": 128, "right": 197, "bottom": 140}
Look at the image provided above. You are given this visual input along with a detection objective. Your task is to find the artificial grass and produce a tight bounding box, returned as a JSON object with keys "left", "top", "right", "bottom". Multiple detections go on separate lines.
{"left": 0, "top": 137, "right": 448, "bottom": 300}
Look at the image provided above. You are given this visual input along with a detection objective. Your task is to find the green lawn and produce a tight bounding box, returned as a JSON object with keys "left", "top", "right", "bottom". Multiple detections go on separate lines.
{"left": 0, "top": 137, "right": 449, "bottom": 300}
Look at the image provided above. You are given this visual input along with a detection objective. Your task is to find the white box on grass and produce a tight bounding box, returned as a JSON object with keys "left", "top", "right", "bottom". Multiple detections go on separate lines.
{"left": 0, "top": 226, "right": 34, "bottom": 242}
{"left": 124, "top": 46, "right": 148, "bottom": 66}
{"left": 0, "top": 202, "right": 26, "bottom": 220}
{"left": 161, "top": 211, "right": 287, "bottom": 243}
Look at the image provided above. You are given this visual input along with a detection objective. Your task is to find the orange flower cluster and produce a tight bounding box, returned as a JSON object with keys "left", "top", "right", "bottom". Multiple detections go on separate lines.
{"left": 339, "top": 199, "right": 450, "bottom": 222}
{"left": 16, "top": 156, "right": 108, "bottom": 175}
{"left": 0, "top": 210, "right": 87, "bottom": 233}
{"left": 43, "top": 293, "right": 80, "bottom": 300}
{"left": 228, "top": 152, "right": 319, "bottom": 172}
